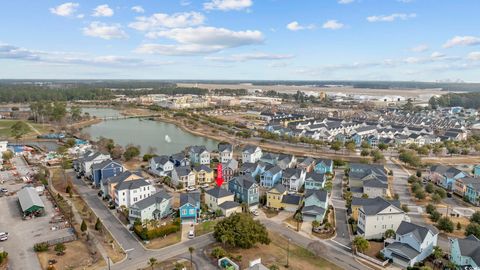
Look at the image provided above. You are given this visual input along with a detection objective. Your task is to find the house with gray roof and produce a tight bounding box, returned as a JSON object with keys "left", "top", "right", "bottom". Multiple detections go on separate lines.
{"left": 218, "top": 142, "right": 233, "bottom": 163}
{"left": 382, "top": 221, "right": 438, "bottom": 267}
{"left": 450, "top": 235, "right": 480, "bottom": 270}
{"left": 114, "top": 177, "right": 154, "bottom": 208}
{"left": 17, "top": 187, "right": 45, "bottom": 216}
{"left": 281, "top": 168, "right": 306, "bottom": 192}
{"left": 129, "top": 190, "right": 172, "bottom": 224}
{"left": 172, "top": 166, "right": 196, "bottom": 188}
{"left": 228, "top": 175, "right": 259, "bottom": 210}
{"left": 149, "top": 155, "right": 174, "bottom": 176}
{"left": 188, "top": 145, "right": 210, "bottom": 165}
{"left": 302, "top": 189, "right": 329, "bottom": 222}
{"left": 242, "top": 145, "right": 262, "bottom": 163}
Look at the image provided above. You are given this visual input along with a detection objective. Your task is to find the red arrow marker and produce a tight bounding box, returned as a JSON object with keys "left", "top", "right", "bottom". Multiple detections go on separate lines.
{"left": 216, "top": 163, "right": 224, "bottom": 187}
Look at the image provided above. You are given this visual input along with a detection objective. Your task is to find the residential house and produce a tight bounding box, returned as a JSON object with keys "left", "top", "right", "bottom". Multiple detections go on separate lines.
{"left": 171, "top": 166, "right": 196, "bottom": 188}
{"left": 349, "top": 163, "right": 389, "bottom": 197}
{"left": 260, "top": 153, "right": 278, "bottom": 165}
{"left": 296, "top": 157, "right": 316, "bottom": 172}
{"left": 281, "top": 194, "right": 303, "bottom": 212}
{"left": 302, "top": 189, "right": 329, "bottom": 222}
{"left": 465, "top": 182, "right": 480, "bottom": 206}
{"left": 129, "top": 190, "right": 172, "bottom": 224}
{"left": 179, "top": 192, "right": 201, "bottom": 224}
{"left": 450, "top": 235, "right": 480, "bottom": 270}
{"left": 314, "top": 159, "right": 333, "bottom": 174}
{"left": 382, "top": 221, "right": 438, "bottom": 267}
{"left": 281, "top": 168, "right": 306, "bottom": 192}
{"left": 242, "top": 145, "right": 262, "bottom": 163}
{"left": 222, "top": 158, "right": 238, "bottom": 182}
{"left": 363, "top": 178, "right": 389, "bottom": 198}
{"left": 260, "top": 165, "right": 283, "bottom": 188}
{"left": 474, "top": 165, "right": 480, "bottom": 177}
{"left": 266, "top": 184, "right": 287, "bottom": 210}
{"left": 454, "top": 177, "right": 478, "bottom": 197}
{"left": 170, "top": 152, "right": 190, "bottom": 167}
{"left": 102, "top": 171, "right": 143, "bottom": 201}
{"left": 357, "top": 196, "right": 406, "bottom": 240}
{"left": 218, "top": 143, "right": 233, "bottom": 163}
{"left": 149, "top": 155, "right": 174, "bottom": 176}
{"left": 429, "top": 165, "right": 467, "bottom": 190}
{"left": 80, "top": 152, "right": 111, "bottom": 178}
{"left": 218, "top": 201, "right": 242, "bottom": 217}
{"left": 228, "top": 175, "right": 259, "bottom": 210}
{"left": 115, "top": 178, "right": 154, "bottom": 208}
{"left": 192, "top": 164, "right": 214, "bottom": 184}
{"left": 205, "top": 187, "right": 235, "bottom": 212}
{"left": 90, "top": 159, "right": 123, "bottom": 187}
{"left": 188, "top": 145, "right": 210, "bottom": 165}
{"left": 304, "top": 172, "right": 326, "bottom": 190}
{"left": 277, "top": 154, "right": 296, "bottom": 170}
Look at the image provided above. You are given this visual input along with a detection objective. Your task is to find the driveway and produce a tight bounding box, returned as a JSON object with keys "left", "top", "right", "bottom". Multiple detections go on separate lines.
{"left": 331, "top": 169, "right": 351, "bottom": 247}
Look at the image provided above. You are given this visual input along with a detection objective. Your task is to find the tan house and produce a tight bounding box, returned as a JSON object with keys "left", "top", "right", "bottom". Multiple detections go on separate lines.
{"left": 193, "top": 164, "right": 214, "bottom": 184}
{"left": 104, "top": 171, "right": 143, "bottom": 202}
{"left": 205, "top": 187, "right": 235, "bottom": 212}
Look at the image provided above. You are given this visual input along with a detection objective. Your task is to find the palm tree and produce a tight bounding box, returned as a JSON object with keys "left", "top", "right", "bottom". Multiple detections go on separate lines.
{"left": 188, "top": 246, "right": 195, "bottom": 269}
{"left": 148, "top": 257, "right": 157, "bottom": 270}
{"left": 293, "top": 212, "right": 303, "bottom": 232}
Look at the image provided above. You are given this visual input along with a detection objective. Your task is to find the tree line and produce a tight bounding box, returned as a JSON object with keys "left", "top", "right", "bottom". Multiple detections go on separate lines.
{"left": 430, "top": 92, "right": 480, "bottom": 109}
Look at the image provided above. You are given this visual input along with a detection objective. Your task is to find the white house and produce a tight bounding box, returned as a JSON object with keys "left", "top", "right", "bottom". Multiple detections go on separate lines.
{"left": 149, "top": 155, "right": 174, "bottom": 176}
{"left": 114, "top": 178, "right": 155, "bottom": 208}
{"left": 281, "top": 168, "right": 306, "bottom": 192}
{"left": 171, "top": 166, "right": 196, "bottom": 188}
{"left": 80, "top": 152, "right": 111, "bottom": 178}
{"left": 188, "top": 145, "right": 210, "bottom": 165}
{"left": 357, "top": 197, "right": 406, "bottom": 240}
{"left": 0, "top": 141, "right": 8, "bottom": 153}
{"left": 129, "top": 190, "right": 172, "bottom": 224}
{"left": 382, "top": 221, "right": 438, "bottom": 267}
{"left": 218, "top": 143, "right": 233, "bottom": 163}
{"left": 242, "top": 145, "right": 262, "bottom": 164}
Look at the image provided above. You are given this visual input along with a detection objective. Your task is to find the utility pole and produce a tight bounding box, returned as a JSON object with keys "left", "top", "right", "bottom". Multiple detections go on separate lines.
{"left": 286, "top": 238, "right": 291, "bottom": 268}
{"left": 107, "top": 256, "right": 111, "bottom": 270}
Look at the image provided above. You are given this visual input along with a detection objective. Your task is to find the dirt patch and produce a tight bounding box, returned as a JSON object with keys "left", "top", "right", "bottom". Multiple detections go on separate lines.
{"left": 363, "top": 241, "right": 384, "bottom": 259}
{"left": 141, "top": 258, "right": 193, "bottom": 270}
{"left": 145, "top": 231, "right": 181, "bottom": 249}
{"left": 261, "top": 208, "right": 279, "bottom": 218}
{"left": 37, "top": 240, "right": 106, "bottom": 270}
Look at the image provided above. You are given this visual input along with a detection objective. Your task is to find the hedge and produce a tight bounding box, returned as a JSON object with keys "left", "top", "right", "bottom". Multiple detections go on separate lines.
{"left": 134, "top": 219, "right": 181, "bottom": 240}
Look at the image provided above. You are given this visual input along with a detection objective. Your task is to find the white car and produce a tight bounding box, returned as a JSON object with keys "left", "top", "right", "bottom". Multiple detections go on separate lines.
{"left": 188, "top": 230, "right": 195, "bottom": 239}
{"left": 0, "top": 188, "right": 7, "bottom": 193}
{"left": 186, "top": 186, "right": 196, "bottom": 192}
{"left": 251, "top": 210, "right": 259, "bottom": 216}
{"left": 0, "top": 232, "right": 8, "bottom": 241}
{"left": 201, "top": 184, "right": 209, "bottom": 189}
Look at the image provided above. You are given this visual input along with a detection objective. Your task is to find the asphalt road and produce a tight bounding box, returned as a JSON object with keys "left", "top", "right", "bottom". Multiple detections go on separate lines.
{"left": 331, "top": 169, "right": 351, "bottom": 247}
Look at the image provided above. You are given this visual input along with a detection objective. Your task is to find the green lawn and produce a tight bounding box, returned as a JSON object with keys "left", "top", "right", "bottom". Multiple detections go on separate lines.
{"left": 0, "top": 120, "right": 51, "bottom": 139}
{"left": 195, "top": 220, "right": 218, "bottom": 236}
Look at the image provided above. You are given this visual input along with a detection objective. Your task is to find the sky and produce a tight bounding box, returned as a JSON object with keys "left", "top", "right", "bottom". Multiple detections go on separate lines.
{"left": 1, "top": 0, "right": 480, "bottom": 81}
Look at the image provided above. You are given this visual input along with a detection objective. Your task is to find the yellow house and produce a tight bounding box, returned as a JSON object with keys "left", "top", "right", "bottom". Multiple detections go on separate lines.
{"left": 193, "top": 165, "right": 214, "bottom": 184}
{"left": 107, "top": 171, "right": 143, "bottom": 201}
{"left": 205, "top": 187, "right": 234, "bottom": 211}
{"left": 267, "top": 184, "right": 287, "bottom": 210}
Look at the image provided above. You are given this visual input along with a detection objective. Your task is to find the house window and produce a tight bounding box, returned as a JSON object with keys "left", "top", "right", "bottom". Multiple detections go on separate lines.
{"left": 181, "top": 209, "right": 187, "bottom": 215}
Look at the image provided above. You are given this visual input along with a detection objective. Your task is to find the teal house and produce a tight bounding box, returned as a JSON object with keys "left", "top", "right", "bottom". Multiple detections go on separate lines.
{"left": 450, "top": 235, "right": 480, "bottom": 269}
{"left": 465, "top": 182, "right": 480, "bottom": 206}
{"left": 474, "top": 165, "right": 480, "bottom": 177}
{"left": 179, "top": 192, "right": 200, "bottom": 224}
{"left": 302, "top": 189, "right": 328, "bottom": 222}
{"left": 304, "top": 172, "right": 326, "bottom": 190}
{"left": 314, "top": 159, "right": 333, "bottom": 174}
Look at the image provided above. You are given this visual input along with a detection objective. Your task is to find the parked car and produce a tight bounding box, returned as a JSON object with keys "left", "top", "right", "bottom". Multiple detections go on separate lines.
{"left": 447, "top": 192, "right": 453, "bottom": 198}
{"left": 0, "top": 232, "right": 8, "bottom": 241}
{"left": 188, "top": 230, "right": 195, "bottom": 239}
{"left": 251, "top": 210, "right": 259, "bottom": 216}
{"left": 186, "top": 186, "right": 196, "bottom": 192}
{"left": 0, "top": 188, "right": 8, "bottom": 193}
{"left": 201, "top": 184, "right": 209, "bottom": 189}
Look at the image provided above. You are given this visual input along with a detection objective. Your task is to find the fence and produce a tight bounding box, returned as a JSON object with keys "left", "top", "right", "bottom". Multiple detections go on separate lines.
{"left": 40, "top": 234, "right": 77, "bottom": 247}
{"left": 356, "top": 252, "right": 389, "bottom": 267}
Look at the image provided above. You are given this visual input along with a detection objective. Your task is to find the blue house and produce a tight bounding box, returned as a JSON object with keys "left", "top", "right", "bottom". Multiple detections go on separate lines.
{"left": 90, "top": 159, "right": 123, "bottom": 187}
{"left": 429, "top": 165, "right": 466, "bottom": 190}
{"left": 179, "top": 192, "right": 201, "bottom": 224}
{"left": 260, "top": 165, "right": 283, "bottom": 188}
{"left": 228, "top": 175, "right": 259, "bottom": 210}
{"left": 450, "top": 235, "right": 480, "bottom": 270}
{"left": 314, "top": 159, "right": 333, "bottom": 174}
{"left": 351, "top": 133, "right": 362, "bottom": 146}
{"left": 335, "top": 133, "right": 347, "bottom": 144}
{"left": 474, "top": 165, "right": 480, "bottom": 177}
{"left": 304, "top": 172, "right": 326, "bottom": 190}
{"left": 302, "top": 189, "right": 329, "bottom": 222}
{"left": 465, "top": 182, "right": 480, "bottom": 206}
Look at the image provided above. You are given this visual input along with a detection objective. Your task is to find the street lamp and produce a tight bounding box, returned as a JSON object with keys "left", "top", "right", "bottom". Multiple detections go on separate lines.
{"left": 107, "top": 256, "right": 111, "bottom": 270}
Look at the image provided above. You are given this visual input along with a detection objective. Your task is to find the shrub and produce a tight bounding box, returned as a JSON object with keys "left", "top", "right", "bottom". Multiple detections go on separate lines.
{"left": 437, "top": 217, "right": 454, "bottom": 233}
{"left": 95, "top": 218, "right": 102, "bottom": 231}
{"left": 401, "top": 204, "right": 409, "bottom": 213}
{"left": 133, "top": 221, "right": 180, "bottom": 240}
{"left": 54, "top": 243, "right": 66, "bottom": 255}
{"left": 211, "top": 247, "right": 227, "bottom": 259}
{"left": 426, "top": 204, "right": 436, "bottom": 214}
{"left": 34, "top": 242, "right": 49, "bottom": 252}
{"left": 429, "top": 211, "right": 441, "bottom": 222}
{"left": 0, "top": 251, "right": 8, "bottom": 264}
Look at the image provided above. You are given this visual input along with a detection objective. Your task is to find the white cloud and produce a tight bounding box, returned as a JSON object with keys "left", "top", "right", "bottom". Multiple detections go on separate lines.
{"left": 367, "top": 13, "right": 416, "bottom": 22}
{"left": 92, "top": 4, "right": 114, "bottom": 17}
{"left": 411, "top": 44, "right": 429, "bottom": 52}
{"left": 203, "top": 0, "right": 252, "bottom": 11}
{"left": 286, "top": 21, "right": 315, "bottom": 31}
{"left": 136, "top": 26, "right": 263, "bottom": 55}
{"left": 443, "top": 36, "right": 480, "bottom": 48}
{"left": 338, "top": 0, "right": 354, "bottom": 4}
{"left": 430, "top": 51, "right": 446, "bottom": 59}
{"left": 180, "top": 0, "right": 192, "bottom": 6}
{"left": 131, "top": 6, "right": 145, "bottom": 14}
{"left": 50, "top": 2, "right": 79, "bottom": 17}
{"left": 82, "top": 22, "right": 128, "bottom": 40}
{"left": 322, "top": 20, "right": 344, "bottom": 30}
{"left": 468, "top": 52, "right": 480, "bottom": 61}
{"left": 205, "top": 52, "right": 294, "bottom": 62}
{"left": 129, "top": 12, "right": 205, "bottom": 31}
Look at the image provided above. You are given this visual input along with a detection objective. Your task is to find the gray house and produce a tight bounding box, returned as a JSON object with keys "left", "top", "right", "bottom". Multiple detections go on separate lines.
{"left": 129, "top": 190, "right": 172, "bottom": 224}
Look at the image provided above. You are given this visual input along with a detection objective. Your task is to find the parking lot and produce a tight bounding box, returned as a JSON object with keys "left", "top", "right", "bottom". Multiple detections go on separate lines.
{"left": 0, "top": 182, "right": 74, "bottom": 270}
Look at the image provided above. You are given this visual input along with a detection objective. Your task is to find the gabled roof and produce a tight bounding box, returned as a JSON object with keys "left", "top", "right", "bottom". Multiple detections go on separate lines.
{"left": 305, "top": 172, "right": 325, "bottom": 183}
{"left": 91, "top": 159, "right": 121, "bottom": 171}
{"left": 174, "top": 166, "right": 193, "bottom": 177}
{"left": 283, "top": 168, "right": 303, "bottom": 179}
{"left": 193, "top": 164, "right": 212, "bottom": 173}
{"left": 104, "top": 171, "right": 143, "bottom": 185}
{"left": 243, "top": 144, "right": 260, "bottom": 154}
{"left": 218, "top": 143, "right": 233, "bottom": 152}
{"left": 297, "top": 157, "right": 315, "bottom": 167}
{"left": 302, "top": 205, "right": 326, "bottom": 217}
{"left": 18, "top": 187, "right": 45, "bottom": 212}
{"left": 305, "top": 189, "right": 328, "bottom": 202}
{"left": 180, "top": 192, "right": 200, "bottom": 207}
{"left": 430, "top": 165, "right": 464, "bottom": 178}
{"left": 218, "top": 201, "right": 240, "bottom": 210}
{"left": 189, "top": 145, "right": 208, "bottom": 154}
{"left": 231, "top": 175, "right": 257, "bottom": 189}
{"left": 358, "top": 196, "right": 403, "bottom": 216}
{"left": 269, "top": 183, "right": 286, "bottom": 194}
{"left": 84, "top": 152, "right": 109, "bottom": 162}
{"left": 205, "top": 187, "right": 233, "bottom": 198}
{"left": 264, "top": 165, "right": 282, "bottom": 175}
{"left": 456, "top": 235, "right": 480, "bottom": 266}
{"left": 116, "top": 178, "right": 151, "bottom": 191}
{"left": 384, "top": 242, "right": 420, "bottom": 260}
{"left": 151, "top": 155, "right": 171, "bottom": 165}
{"left": 222, "top": 159, "right": 238, "bottom": 170}
{"left": 281, "top": 194, "right": 302, "bottom": 205}
{"left": 363, "top": 178, "right": 388, "bottom": 189}
{"left": 396, "top": 221, "right": 437, "bottom": 243}
{"left": 132, "top": 190, "right": 172, "bottom": 210}
{"left": 316, "top": 159, "right": 333, "bottom": 168}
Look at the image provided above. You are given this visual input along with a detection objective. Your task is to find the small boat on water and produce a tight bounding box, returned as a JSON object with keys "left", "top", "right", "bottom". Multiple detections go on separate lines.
{"left": 165, "top": 135, "right": 172, "bottom": 143}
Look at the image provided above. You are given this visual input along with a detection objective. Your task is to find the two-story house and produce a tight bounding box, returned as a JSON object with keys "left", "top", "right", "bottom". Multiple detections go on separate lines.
{"left": 304, "top": 172, "right": 326, "bottom": 190}
{"left": 171, "top": 166, "right": 196, "bottom": 188}
{"left": 90, "top": 159, "right": 123, "bottom": 187}
{"left": 228, "top": 175, "right": 259, "bottom": 210}
{"left": 302, "top": 189, "right": 329, "bottom": 222}
{"left": 102, "top": 170, "right": 143, "bottom": 201}
{"left": 382, "top": 221, "right": 438, "bottom": 267}
{"left": 115, "top": 178, "right": 154, "bottom": 208}
{"left": 350, "top": 197, "right": 400, "bottom": 221}
{"left": 281, "top": 194, "right": 303, "bottom": 212}
{"left": 349, "top": 163, "right": 389, "bottom": 197}
{"left": 314, "top": 159, "right": 333, "bottom": 174}
{"left": 276, "top": 154, "right": 296, "bottom": 170}
{"left": 242, "top": 145, "right": 262, "bottom": 164}
{"left": 80, "top": 151, "right": 111, "bottom": 178}
{"left": 149, "top": 155, "right": 174, "bottom": 176}
{"left": 260, "top": 165, "right": 283, "bottom": 188}
{"left": 170, "top": 152, "right": 190, "bottom": 167}
{"left": 281, "top": 168, "right": 306, "bottom": 192}
{"left": 222, "top": 158, "right": 238, "bottom": 182}
{"left": 204, "top": 186, "right": 235, "bottom": 212}
{"left": 357, "top": 196, "right": 406, "bottom": 240}
{"left": 129, "top": 190, "right": 172, "bottom": 224}
{"left": 218, "top": 143, "right": 233, "bottom": 163}
{"left": 266, "top": 184, "right": 287, "bottom": 210}
{"left": 179, "top": 191, "right": 201, "bottom": 224}
{"left": 466, "top": 182, "right": 480, "bottom": 206}
{"left": 429, "top": 165, "right": 466, "bottom": 190}
{"left": 188, "top": 145, "right": 210, "bottom": 165}
{"left": 296, "top": 157, "right": 316, "bottom": 173}
{"left": 454, "top": 177, "right": 478, "bottom": 197}
{"left": 192, "top": 164, "right": 214, "bottom": 184}
{"left": 450, "top": 235, "right": 480, "bottom": 270}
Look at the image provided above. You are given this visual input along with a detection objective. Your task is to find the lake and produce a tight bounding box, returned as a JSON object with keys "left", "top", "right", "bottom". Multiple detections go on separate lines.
{"left": 81, "top": 108, "right": 218, "bottom": 155}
